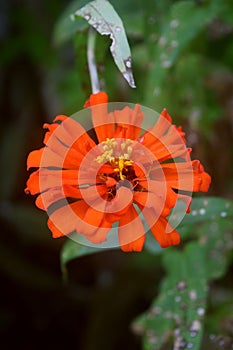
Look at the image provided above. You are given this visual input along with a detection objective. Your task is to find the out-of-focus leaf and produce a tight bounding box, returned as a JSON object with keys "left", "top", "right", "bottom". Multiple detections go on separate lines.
{"left": 142, "top": 0, "right": 173, "bottom": 58}
{"left": 0, "top": 202, "right": 49, "bottom": 244}
{"left": 145, "top": 0, "right": 222, "bottom": 107}
{"left": 53, "top": 0, "right": 89, "bottom": 45}
{"left": 72, "top": 0, "right": 136, "bottom": 88}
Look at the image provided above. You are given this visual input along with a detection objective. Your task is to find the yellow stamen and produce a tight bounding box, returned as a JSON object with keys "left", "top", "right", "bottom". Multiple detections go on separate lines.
{"left": 96, "top": 138, "right": 134, "bottom": 180}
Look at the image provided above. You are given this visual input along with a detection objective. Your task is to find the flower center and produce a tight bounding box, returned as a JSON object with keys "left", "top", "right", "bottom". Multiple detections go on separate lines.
{"left": 95, "top": 138, "right": 145, "bottom": 200}
{"left": 96, "top": 138, "right": 134, "bottom": 181}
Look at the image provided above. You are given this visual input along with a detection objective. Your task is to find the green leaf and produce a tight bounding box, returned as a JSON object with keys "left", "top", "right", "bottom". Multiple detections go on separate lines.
{"left": 145, "top": 0, "right": 222, "bottom": 107}
{"left": 73, "top": 0, "right": 136, "bottom": 88}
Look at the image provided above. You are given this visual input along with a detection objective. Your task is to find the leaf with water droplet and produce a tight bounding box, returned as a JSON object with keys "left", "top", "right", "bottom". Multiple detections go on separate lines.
{"left": 133, "top": 213, "right": 233, "bottom": 349}
{"left": 177, "top": 197, "right": 233, "bottom": 227}
{"left": 133, "top": 242, "right": 208, "bottom": 350}
{"left": 72, "top": 0, "right": 136, "bottom": 88}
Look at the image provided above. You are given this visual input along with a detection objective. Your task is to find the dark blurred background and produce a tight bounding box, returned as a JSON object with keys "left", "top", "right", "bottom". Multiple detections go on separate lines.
{"left": 0, "top": 0, "right": 233, "bottom": 349}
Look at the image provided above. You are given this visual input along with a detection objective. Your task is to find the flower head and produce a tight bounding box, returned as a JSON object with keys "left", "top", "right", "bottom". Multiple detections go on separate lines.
{"left": 25, "top": 92, "right": 211, "bottom": 252}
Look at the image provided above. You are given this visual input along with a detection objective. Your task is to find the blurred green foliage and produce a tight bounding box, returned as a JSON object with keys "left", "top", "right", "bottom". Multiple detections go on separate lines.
{"left": 0, "top": 0, "right": 233, "bottom": 349}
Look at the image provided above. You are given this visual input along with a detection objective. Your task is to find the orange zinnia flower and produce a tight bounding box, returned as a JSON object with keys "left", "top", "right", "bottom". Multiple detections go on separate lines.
{"left": 25, "top": 92, "right": 211, "bottom": 252}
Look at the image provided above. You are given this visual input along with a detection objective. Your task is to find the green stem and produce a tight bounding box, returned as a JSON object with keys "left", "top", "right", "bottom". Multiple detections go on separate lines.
{"left": 87, "top": 27, "right": 100, "bottom": 94}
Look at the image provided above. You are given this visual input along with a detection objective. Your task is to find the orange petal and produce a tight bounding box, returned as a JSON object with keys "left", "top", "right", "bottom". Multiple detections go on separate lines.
{"left": 25, "top": 170, "right": 40, "bottom": 195}
{"left": 84, "top": 91, "right": 108, "bottom": 107}
{"left": 78, "top": 197, "right": 106, "bottom": 235}
{"left": 106, "top": 186, "right": 133, "bottom": 216}
{"left": 85, "top": 92, "right": 115, "bottom": 143}
{"left": 84, "top": 226, "right": 111, "bottom": 244}
{"left": 118, "top": 205, "right": 145, "bottom": 252}
{"left": 47, "top": 201, "right": 85, "bottom": 237}
{"left": 36, "top": 184, "right": 93, "bottom": 211}
{"left": 27, "top": 147, "right": 81, "bottom": 170}
{"left": 141, "top": 109, "right": 172, "bottom": 147}
{"left": 150, "top": 217, "right": 180, "bottom": 248}
{"left": 152, "top": 162, "right": 195, "bottom": 192}
{"left": 26, "top": 168, "right": 80, "bottom": 196}
{"left": 114, "top": 104, "right": 144, "bottom": 140}
{"left": 48, "top": 217, "right": 65, "bottom": 238}
{"left": 48, "top": 200, "right": 93, "bottom": 238}
{"left": 133, "top": 191, "right": 171, "bottom": 217}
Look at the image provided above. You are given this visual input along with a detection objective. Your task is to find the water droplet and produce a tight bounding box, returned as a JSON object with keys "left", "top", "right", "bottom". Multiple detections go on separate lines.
{"left": 90, "top": 16, "right": 96, "bottom": 23}
{"left": 191, "top": 210, "right": 197, "bottom": 216}
{"left": 160, "top": 53, "right": 167, "bottom": 60}
{"left": 115, "top": 26, "right": 122, "bottom": 32}
{"left": 148, "top": 16, "right": 156, "bottom": 24}
{"left": 164, "top": 311, "right": 173, "bottom": 318}
{"left": 171, "top": 40, "right": 178, "bottom": 47}
{"left": 132, "top": 323, "right": 145, "bottom": 335}
{"left": 84, "top": 14, "right": 91, "bottom": 21}
{"left": 148, "top": 336, "right": 157, "bottom": 344}
{"left": 209, "top": 334, "right": 216, "bottom": 341}
{"left": 174, "top": 336, "right": 187, "bottom": 349}
{"left": 170, "top": 19, "right": 179, "bottom": 28}
{"left": 150, "top": 33, "right": 157, "bottom": 42}
{"left": 190, "top": 331, "right": 197, "bottom": 337}
{"left": 177, "top": 280, "right": 186, "bottom": 292}
{"left": 199, "top": 208, "right": 206, "bottom": 215}
{"left": 93, "top": 23, "right": 98, "bottom": 28}
{"left": 162, "top": 60, "right": 172, "bottom": 68}
{"left": 219, "top": 339, "right": 225, "bottom": 346}
{"left": 151, "top": 306, "right": 162, "bottom": 315}
{"left": 146, "top": 329, "right": 156, "bottom": 337}
{"left": 158, "top": 36, "right": 167, "bottom": 46}
{"left": 175, "top": 295, "right": 181, "bottom": 302}
{"left": 203, "top": 200, "right": 208, "bottom": 206}
{"left": 190, "top": 320, "right": 201, "bottom": 332}
{"left": 153, "top": 87, "right": 161, "bottom": 96}
{"left": 197, "top": 307, "right": 205, "bottom": 316}
{"left": 187, "top": 342, "right": 193, "bottom": 348}
{"left": 220, "top": 211, "right": 227, "bottom": 217}
{"left": 189, "top": 290, "right": 197, "bottom": 300}
{"left": 125, "top": 59, "right": 131, "bottom": 68}
{"left": 174, "top": 328, "right": 181, "bottom": 336}
{"left": 173, "top": 313, "right": 181, "bottom": 324}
